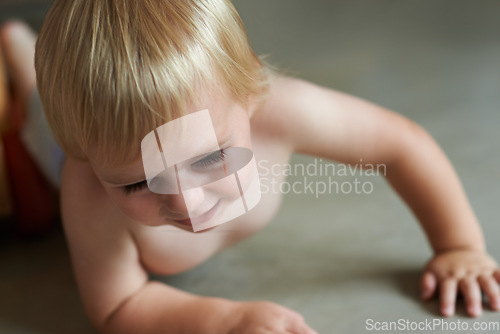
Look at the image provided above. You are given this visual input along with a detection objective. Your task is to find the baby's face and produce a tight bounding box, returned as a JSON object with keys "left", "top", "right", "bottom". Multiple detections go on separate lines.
{"left": 89, "top": 94, "right": 256, "bottom": 232}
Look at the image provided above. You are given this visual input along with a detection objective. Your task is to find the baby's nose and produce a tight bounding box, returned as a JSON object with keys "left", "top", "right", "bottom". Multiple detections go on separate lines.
{"left": 161, "top": 186, "right": 205, "bottom": 215}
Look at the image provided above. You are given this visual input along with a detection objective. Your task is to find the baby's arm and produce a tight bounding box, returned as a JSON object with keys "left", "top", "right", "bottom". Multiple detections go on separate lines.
{"left": 62, "top": 158, "right": 317, "bottom": 334}
{"left": 61, "top": 158, "right": 237, "bottom": 333}
{"left": 263, "top": 76, "right": 500, "bottom": 317}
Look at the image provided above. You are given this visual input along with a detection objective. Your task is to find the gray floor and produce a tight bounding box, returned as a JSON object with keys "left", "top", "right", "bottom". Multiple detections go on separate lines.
{"left": 1, "top": 0, "right": 500, "bottom": 333}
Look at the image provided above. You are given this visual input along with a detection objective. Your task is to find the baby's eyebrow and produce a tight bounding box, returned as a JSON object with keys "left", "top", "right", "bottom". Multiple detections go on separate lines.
{"left": 104, "top": 132, "right": 233, "bottom": 186}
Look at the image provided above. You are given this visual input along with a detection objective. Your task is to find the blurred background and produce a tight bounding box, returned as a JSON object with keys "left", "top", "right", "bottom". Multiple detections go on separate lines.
{"left": 1, "top": 0, "right": 500, "bottom": 333}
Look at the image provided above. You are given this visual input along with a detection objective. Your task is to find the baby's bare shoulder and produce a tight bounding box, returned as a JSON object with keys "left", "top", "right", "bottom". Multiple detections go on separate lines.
{"left": 60, "top": 158, "right": 129, "bottom": 234}
{"left": 61, "top": 158, "right": 114, "bottom": 217}
{"left": 252, "top": 76, "right": 335, "bottom": 143}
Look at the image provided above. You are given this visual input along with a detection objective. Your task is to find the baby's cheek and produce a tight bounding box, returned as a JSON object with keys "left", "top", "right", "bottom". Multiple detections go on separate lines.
{"left": 202, "top": 154, "right": 259, "bottom": 211}
{"left": 207, "top": 175, "right": 242, "bottom": 201}
{"left": 116, "top": 192, "right": 160, "bottom": 224}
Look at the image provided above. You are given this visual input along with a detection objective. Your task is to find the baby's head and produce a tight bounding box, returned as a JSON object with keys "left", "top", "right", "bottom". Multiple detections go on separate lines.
{"left": 35, "top": 0, "right": 269, "bottom": 164}
{"left": 35, "top": 0, "right": 270, "bottom": 230}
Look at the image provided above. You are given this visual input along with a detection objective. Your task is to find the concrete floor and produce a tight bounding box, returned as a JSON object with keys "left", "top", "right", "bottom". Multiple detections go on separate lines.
{"left": 1, "top": 0, "right": 500, "bottom": 333}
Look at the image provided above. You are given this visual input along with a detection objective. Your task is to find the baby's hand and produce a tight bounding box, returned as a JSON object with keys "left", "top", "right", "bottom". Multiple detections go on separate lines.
{"left": 227, "top": 301, "right": 318, "bottom": 334}
{"left": 421, "top": 249, "right": 500, "bottom": 317}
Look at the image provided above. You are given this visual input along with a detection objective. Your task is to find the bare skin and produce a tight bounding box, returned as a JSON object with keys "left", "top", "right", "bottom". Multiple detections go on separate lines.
{"left": 2, "top": 20, "right": 500, "bottom": 334}
{"left": 0, "top": 21, "right": 36, "bottom": 128}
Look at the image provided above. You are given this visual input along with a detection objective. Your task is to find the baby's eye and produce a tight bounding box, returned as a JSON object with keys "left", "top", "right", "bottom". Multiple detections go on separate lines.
{"left": 123, "top": 180, "right": 147, "bottom": 194}
{"left": 191, "top": 149, "right": 226, "bottom": 170}
{"left": 125, "top": 150, "right": 227, "bottom": 194}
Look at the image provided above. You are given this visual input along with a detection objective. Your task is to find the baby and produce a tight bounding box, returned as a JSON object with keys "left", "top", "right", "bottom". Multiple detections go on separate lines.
{"left": 1, "top": 0, "right": 499, "bottom": 333}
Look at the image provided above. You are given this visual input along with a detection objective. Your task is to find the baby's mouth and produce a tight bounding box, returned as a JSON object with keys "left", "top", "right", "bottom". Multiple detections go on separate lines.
{"left": 169, "top": 199, "right": 221, "bottom": 227}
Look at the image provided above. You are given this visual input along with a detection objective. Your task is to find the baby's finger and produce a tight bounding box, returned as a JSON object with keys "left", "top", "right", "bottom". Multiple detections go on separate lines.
{"left": 421, "top": 271, "right": 437, "bottom": 300}
{"left": 287, "top": 323, "right": 317, "bottom": 334}
{"left": 478, "top": 275, "right": 500, "bottom": 311}
{"left": 494, "top": 269, "right": 500, "bottom": 284}
{"left": 299, "top": 322, "right": 318, "bottom": 334}
{"left": 440, "top": 279, "right": 457, "bottom": 317}
{"left": 459, "top": 278, "right": 482, "bottom": 317}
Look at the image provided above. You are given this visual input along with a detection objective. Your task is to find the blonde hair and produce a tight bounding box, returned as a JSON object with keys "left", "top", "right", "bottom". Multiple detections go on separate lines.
{"left": 35, "top": 0, "right": 271, "bottom": 164}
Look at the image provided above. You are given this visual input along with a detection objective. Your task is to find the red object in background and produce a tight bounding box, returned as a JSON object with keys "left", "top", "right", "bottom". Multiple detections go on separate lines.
{"left": 2, "top": 131, "right": 56, "bottom": 234}
{"left": 1, "top": 98, "right": 56, "bottom": 235}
